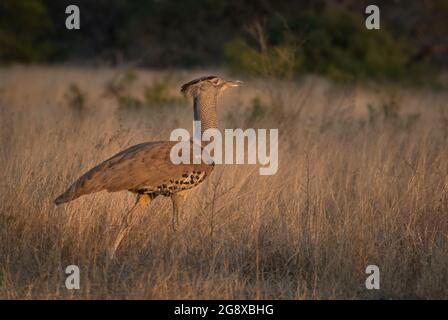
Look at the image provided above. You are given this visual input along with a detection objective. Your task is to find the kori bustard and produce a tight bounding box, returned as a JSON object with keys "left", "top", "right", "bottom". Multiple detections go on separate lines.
{"left": 54, "top": 75, "right": 242, "bottom": 256}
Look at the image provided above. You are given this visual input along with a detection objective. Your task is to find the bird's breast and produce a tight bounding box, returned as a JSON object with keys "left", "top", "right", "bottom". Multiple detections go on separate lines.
{"left": 133, "top": 170, "right": 209, "bottom": 197}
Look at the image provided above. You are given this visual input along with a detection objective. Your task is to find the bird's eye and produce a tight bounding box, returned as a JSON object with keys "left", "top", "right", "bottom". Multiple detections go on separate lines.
{"left": 209, "top": 78, "right": 220, "bottom": 85}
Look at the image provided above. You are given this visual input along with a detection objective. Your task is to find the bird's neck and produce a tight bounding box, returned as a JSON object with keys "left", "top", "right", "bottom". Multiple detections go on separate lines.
{"left": 193, "top": 91, "right": 218, "bottom": 133}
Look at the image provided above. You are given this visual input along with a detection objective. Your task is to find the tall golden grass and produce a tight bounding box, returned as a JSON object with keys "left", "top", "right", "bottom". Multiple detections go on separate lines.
{"left": 0, "top": 66, "right": 447, "bottom": 299}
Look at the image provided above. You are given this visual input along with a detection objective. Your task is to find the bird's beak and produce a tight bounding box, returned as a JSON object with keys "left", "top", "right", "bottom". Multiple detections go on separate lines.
{"left": 226, "top": 80, "right": 243, "bottom": 87}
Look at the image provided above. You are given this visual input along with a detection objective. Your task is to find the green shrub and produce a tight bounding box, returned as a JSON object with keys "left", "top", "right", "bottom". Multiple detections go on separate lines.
{"left": 105, "top": 70, "right": 186, "bottom": 110}
{"left": 143, "top": 79, "right": 186, "bottom": 107}
{"left": 64, "top": 83, "right": 85, "bottom": 114}
{"left": 247, "top": 96, "right": 267, "bottom": 122}
{"left": 225, "top": 39, "right": 260, "bottom": 76}
{"left": 225, "top": 7, "right": 414, "bottom": 82}
{"left": 0, "top": 0, "right": 54, "bottom": 63}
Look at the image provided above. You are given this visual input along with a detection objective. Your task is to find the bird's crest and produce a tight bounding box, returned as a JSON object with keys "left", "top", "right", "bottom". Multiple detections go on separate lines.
{"left": 180, "top": 75, "right": 219, "bottom": 97}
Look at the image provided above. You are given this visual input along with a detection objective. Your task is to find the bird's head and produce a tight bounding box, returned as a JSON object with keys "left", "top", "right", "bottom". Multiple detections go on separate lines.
{"left": 181, "top": 75, "right": 243, "bottom": 98}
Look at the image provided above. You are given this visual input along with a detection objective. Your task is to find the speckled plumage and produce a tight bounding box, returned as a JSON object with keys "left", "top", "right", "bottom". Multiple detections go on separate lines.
{"left": 54, "top": 141, "right": 213, "bottom": 204}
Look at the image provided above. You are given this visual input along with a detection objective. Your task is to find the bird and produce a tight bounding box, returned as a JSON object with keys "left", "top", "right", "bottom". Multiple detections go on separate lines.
{"left": 54, "top": 75, "right": 242, "bottom": 257}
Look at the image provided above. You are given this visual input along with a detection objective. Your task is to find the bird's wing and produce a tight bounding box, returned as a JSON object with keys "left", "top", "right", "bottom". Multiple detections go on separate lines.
{"left": 55, "top": 141, "right": 212, "bottom": 204}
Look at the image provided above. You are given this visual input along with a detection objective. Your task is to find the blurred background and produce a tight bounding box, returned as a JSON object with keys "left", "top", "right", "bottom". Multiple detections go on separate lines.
{"left": 1, "top": 0, "right": 448, "bottom": 84}
{"left": 1, "top": 1, "right": 448, "bottom": 299}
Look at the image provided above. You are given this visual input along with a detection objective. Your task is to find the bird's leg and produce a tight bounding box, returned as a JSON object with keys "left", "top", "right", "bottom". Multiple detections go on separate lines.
{"left": 171, "top": 198, "right": 180, "bottom": 232}
{"left": 172, "top": 205, "right": 179, "bottom": 232}
{"left": 170, "top": 191, "right": 189, "bottom": 232}
{"left": 109, "top": 194, "right": 151, "bottom": 259}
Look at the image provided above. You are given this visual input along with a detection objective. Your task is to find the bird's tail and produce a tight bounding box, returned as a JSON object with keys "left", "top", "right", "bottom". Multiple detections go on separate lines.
{"left": 54, "top": 193, "right": 68, "bottom": 205}
{"left": 54, "top": 183, "right": 82, "bottom": 205}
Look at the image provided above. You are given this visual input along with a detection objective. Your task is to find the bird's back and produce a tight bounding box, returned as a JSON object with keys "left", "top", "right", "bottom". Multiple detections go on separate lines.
{"left": 54, "top": 140, "right": 213, "bottom": 204}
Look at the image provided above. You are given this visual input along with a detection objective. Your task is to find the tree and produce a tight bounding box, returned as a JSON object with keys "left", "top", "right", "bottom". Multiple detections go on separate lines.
{"left": 0, "top": 0, "right": 54, "bottom": 63}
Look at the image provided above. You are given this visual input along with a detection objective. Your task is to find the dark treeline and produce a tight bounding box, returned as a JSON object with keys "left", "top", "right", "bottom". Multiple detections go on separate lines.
{"left": 1, "top": 0, "right": 447, "bottom": 79}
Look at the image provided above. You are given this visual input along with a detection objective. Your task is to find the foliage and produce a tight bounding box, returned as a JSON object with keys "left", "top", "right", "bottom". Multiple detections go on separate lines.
{"left": 104, "top": 70, "right": 141, "bottom": 108}
{"left": 1, "top": 1, "right": 447, "bottom": 81}
{"left": 225, "top": 7, "right": 414, "bottom": 81}
{"left": 64, "top": 83, "right": 86, "bottom": 114}
{"left": 143, "top": 79, "right": 186, "bottom": 107}
{"left": 0, "top": 0, "right": 54, "bottom": 63}
{"left": 105, "top": 70, "right": 186, "bottom": 110}
{"left": 225, "top": 37, "right": 302, "bottom": 80}
{"left": 247, "top": 96, "right": 267, "bottom": 123}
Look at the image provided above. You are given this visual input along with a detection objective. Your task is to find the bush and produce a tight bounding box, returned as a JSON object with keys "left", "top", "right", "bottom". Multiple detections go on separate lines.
{"left": 64, "top": 83, "right": 85, "bottom": 114}
{"left": 225, "top": 19, "right": 303, "bottom": 80}
{"left": 225, "top": 7, "right": 414, "bottom": 82}
{"left": 105, "top": 70, "right": 186, "bottom": 110}
{"left": 143, "top": 79, "right": 186, "bottom": 107}
{"left": 0, "top": 0, "right": 54, "bottom": 63}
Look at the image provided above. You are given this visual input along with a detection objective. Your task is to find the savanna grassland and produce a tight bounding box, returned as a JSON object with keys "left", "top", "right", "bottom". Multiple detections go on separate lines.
{"left": 0, "top": 66, "right": 448, "bottom": 299}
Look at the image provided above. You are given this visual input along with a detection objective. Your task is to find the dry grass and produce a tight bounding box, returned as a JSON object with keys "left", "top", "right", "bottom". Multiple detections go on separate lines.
{"left": 0, "top": 66, "right": 448, "bottom": 299}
